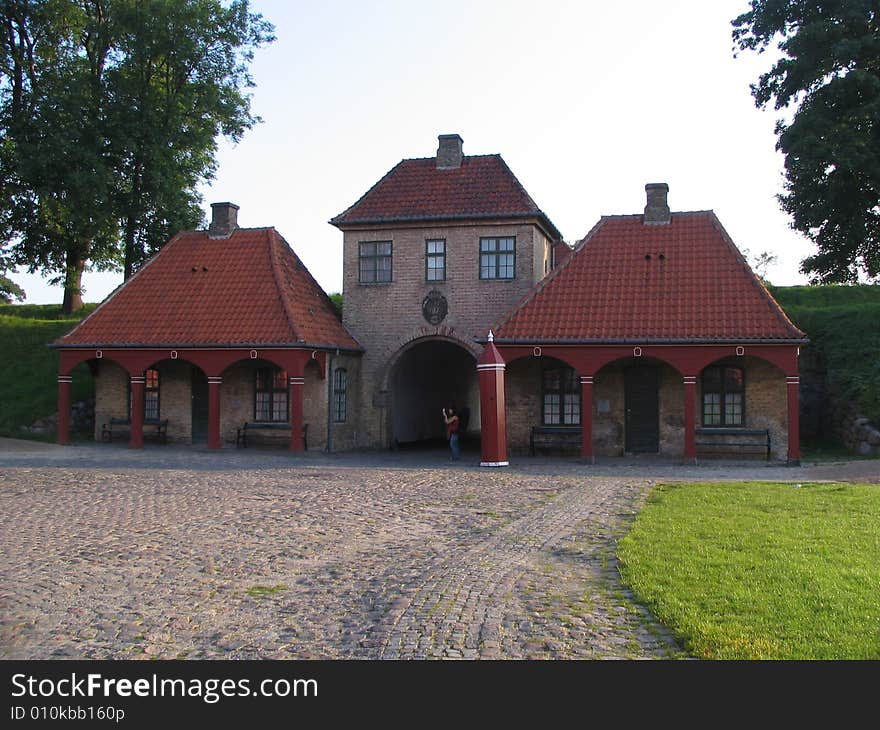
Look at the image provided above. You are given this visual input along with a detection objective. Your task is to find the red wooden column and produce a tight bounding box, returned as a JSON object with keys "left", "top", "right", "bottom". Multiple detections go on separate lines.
{"left": 289, "top": 374, "right": 305, "bottom": 452}
{"left": 57, "top": 374, "right": 72, "bottom": 445}
{"left": 207, "top": 376, "right": 223, "bottom": 449}
{"left": 786, "top": 374, "right": 801, "bottom": 464}
{"left": 478, "top": 332, "right": 509, "bottom": 467}
{"left": 683, "top": 375, "right": 697, "bottom": 463}
{"left": 129, "top": 375, "right": 145, "bottom": 449}
{"left": 580, "top": 375, "right": 594, "bottom": 462}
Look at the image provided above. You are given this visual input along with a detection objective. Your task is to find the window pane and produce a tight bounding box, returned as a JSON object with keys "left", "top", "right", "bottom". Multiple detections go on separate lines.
{"left": 145, "top": 369, "right": 159, "bottom": 388}
{"left": 145, "top": 392, "right": 159, "bottom": 421}
{"left": 564, "top": 393, "right": 580, "bottom": 425}
{"left": 272, "top": 393, "right": 288, "bottom": 422}
{"left": 481, "top": 254, "right": 494, "bottom": 278}
{"left": 725, "top": 392, "right": 743, "bottom": 425}
{"left": 499, "top": 237, "right": 514, "bottom": 252}
{"left": 703, "top": 393, "right": 721, "bottom": 425}
{"left": 360, "top": 242, "right": 375, "bottom": 256}
{"left": 481, "top": 239, "right": 496, "bottom": 252}
{"left": 378, "top": 242, "right": 392, "bottom": 255}
{"left": 499, "top": 253, "right": 514, "bottom": 278}
{"left": 359, "top": 260, "right": 375, "bottom": 282}
{"left": 543, "top": 394, "right": 560, "bottom": 424}
{"left": 256, "top": 392, "right": 270, "bottom": 421}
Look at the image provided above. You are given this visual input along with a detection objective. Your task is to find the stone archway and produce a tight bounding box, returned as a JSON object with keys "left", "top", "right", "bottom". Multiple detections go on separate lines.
{"left": 388, "top": 338, "right": 479, "bottom": 447}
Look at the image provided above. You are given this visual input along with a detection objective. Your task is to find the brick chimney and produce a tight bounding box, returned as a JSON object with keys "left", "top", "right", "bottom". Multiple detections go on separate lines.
{"left": 644, "top": 183, "right": 670, "bottom": 225}
{"left": 208, "top": 202, "right": 239, "bottom": 237}
{"left": 436, "top": 134, "right": 464, "bottom": 169}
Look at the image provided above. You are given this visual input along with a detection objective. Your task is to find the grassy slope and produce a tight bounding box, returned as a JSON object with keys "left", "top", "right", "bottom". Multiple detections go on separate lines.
{"left": 618, "top": 481, "right": 880, "bottom": 659}
{"left": 771, "top": 285, "right": 880, "bottom": 425}
{"left": 0, "top": 304, "right": 96, "bottom": 438}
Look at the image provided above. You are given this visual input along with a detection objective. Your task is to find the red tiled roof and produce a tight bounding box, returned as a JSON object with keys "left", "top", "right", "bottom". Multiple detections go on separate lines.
{"left": 331, "top": 155, "right": 562, "bottom": 240}
{"left": 58, "top": 228, "right": 360, "bottom": 349}
{"left": 494, "top": 212, "right": 806, "bottom": 343}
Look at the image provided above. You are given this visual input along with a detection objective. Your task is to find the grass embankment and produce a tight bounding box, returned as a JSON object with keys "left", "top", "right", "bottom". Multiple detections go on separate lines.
{"left": 618, "top": 481, "right": 880, "bottom": 659}
{"left": 771, "top": 285, "right": 880, "bottom": 426}
{"left": 0, "top": 303, "right": 96, "bottom": 438}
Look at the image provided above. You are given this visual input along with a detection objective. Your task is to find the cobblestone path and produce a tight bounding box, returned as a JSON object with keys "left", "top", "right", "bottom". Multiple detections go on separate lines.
{"left": 0, "top": 446, "right": 683, "bottom": 659}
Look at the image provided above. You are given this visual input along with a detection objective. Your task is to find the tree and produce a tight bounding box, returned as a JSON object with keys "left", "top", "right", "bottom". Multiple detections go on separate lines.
{"left": 0, "top": 1, "right": 274, "bottom": 312}
{"left": 0, "top": 271, "right": 25, "bottom": 301}
{"left": 732, "top": 1, "right": 880, "bottom": 283}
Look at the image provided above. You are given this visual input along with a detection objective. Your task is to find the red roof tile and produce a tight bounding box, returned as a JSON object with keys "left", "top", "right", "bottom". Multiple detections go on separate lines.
{"left": 58, "top": 228, "right": 360, "bottom": 349}
{"left": 331, "top": 155, "right": 561, "bottom": 240}
{"left": 494, "top": 212, "right": 806, "bottom": 343}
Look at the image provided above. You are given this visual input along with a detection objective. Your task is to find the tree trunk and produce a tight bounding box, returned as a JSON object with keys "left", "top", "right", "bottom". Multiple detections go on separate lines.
{"left": 123, "top": 220, "right": 135, "bottom": 280}
{"left": 61, "top": 249, "right": 85, "bottom": 314}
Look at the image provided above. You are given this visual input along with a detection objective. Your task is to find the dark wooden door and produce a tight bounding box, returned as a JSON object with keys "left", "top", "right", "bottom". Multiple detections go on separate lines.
{"left": 191, "top": 369, "right": 209, "bottom": 443}
{"left": 624, "top": 365, "right": 659, "bottom": 453}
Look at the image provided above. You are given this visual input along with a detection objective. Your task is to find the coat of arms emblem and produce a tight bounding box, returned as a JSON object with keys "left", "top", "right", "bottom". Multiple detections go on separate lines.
{"left": 421, "top": 290, "right": 448, "bottom": 325}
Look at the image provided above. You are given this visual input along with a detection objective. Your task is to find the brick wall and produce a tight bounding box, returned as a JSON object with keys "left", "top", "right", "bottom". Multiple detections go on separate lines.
{"left": 93, "top": 360, "right": 129, "bottom": 441}
{"left": 341, "top": 220, "right": 549, "bottom": 448}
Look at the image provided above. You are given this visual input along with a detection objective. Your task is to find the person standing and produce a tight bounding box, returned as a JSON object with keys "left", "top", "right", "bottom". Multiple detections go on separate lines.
{"left": 442, "top": 406, "right": 461, "bottom": 460}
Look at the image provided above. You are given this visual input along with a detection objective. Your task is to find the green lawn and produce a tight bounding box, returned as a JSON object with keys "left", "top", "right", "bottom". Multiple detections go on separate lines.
{"left": 618, "top": 481, "right": 880, "bottom": 659}
{"left": 0, "top": 304, "right": 96, "bottom": 438}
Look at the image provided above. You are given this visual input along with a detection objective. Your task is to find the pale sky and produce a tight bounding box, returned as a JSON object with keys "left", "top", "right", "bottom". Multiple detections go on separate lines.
{"left": 11, "top": 0, "right": 815, "bottom": 305}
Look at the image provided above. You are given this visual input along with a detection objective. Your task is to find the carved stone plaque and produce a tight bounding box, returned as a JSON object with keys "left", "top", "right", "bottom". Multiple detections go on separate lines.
{"left": 421, "top": 290, "right": 448, "bottom": 325}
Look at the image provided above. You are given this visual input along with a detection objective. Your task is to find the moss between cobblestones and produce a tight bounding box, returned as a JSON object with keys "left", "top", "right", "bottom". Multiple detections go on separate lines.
{"left": 245, "top": 584, "right": 287, "bottom": 599}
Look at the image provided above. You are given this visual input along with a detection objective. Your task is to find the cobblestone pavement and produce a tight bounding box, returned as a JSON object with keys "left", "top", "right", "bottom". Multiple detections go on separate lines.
{"left": 1, "top": 440, "right": 877, "bottom": 660}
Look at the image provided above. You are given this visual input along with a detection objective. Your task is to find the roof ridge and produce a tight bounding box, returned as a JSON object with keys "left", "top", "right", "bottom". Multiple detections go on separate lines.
{"left": 266, "top": 229, "right": 304, "bottom": 343}
{"left": 57, "top": 231, "right": 189, "bottom": 346}
{"left": 707, "top": 212, "right": 806, "bottom": 339}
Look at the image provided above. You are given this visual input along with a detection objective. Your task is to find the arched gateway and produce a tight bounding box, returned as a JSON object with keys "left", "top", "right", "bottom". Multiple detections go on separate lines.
{"left": 386, "top": 337, "right": 479, "bottom": 447}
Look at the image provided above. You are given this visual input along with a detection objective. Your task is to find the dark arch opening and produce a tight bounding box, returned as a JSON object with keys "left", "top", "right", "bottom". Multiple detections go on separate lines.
{"left": 389, "top": 339, "right": 479, "bottom": 449}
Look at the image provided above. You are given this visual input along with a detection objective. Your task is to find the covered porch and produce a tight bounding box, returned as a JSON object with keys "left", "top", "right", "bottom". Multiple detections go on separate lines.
{"left": 477, "top": 338, "right": 802, "bottom": 466}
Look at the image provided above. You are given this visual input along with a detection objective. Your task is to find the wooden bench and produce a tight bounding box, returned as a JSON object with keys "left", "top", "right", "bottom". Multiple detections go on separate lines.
{"left": 530, "top": 425, "right": 582, "bottom": 455}
{"left": 236, "top": 422, "right": 308, "bottom": 450}
{"left": 695, "top": 427, "right": 770, "bottom": 460}
{"left": 101, "top": 417, "right": 169, "bottom": 443}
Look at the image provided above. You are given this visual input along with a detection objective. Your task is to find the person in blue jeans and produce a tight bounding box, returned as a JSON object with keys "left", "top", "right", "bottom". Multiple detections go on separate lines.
{"left": 442, "top": 406, "right": 461, "bottom": 460}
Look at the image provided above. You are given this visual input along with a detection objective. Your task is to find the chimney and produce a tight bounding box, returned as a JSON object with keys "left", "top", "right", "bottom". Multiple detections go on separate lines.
{"left": 644, "top": 183, "right": 670, "bottom": 225}
{"left": 436, "top": 134, "right": 464, "bottom": 169}
{"left": 208, "top": 202, "right": 239, "bottom": 237}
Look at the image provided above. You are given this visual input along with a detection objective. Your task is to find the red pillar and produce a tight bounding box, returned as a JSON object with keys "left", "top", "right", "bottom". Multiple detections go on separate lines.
{"left": 289, "top": 375, "right": 304, "bottom": 452}
{"left": 130, "top": 376, "right": 145, "bottom": 449}
{"left": 207, "top": 376, "right": 222, "bottom": 449}
{"left": 787, "top": 375, "right": 801, "bottom": 464}
{"left": 580, "top": 375, "right": 594, "bottom": 462}
{"left": 683, "top": 376, "right": 697, "bottom": 462}
{"left": 478, "top": 333, "right": 508, "bottom": 467}
{"left": 57, "top": 375, "right": 72, "bottom": 445}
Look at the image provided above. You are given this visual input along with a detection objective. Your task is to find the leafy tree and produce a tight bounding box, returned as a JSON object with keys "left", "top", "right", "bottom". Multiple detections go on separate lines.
{"left": 732, "top": 1, "right": 880, "bottom": 283}
{"left": 0, "top": 271, "right": 25, "bottom": 301}
{"left": 0, "top": 1, "right": 274, "bottom": 312}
